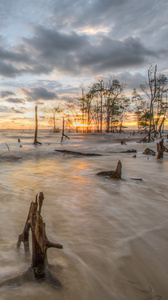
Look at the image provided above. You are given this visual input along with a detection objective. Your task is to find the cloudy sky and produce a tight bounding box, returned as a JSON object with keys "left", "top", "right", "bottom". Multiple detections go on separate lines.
{"left": 0, "top": 0, "right": 167, "bottom": 128}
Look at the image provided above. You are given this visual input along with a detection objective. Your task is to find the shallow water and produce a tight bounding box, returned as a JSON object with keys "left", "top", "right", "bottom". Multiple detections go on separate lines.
{"left": 0, "top": 129, "right": 168, "bottom": 299}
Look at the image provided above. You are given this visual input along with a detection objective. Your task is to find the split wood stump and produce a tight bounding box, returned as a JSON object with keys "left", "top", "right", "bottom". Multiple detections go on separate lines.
{"left": 97, "top": 160, "right": 122, "bottom": 179}
{"left": 0, "top": 192, "right": 63, "bottom": 288}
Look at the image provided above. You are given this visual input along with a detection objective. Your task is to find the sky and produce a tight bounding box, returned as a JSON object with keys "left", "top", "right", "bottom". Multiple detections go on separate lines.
{"left": 0, "top": 0, "right": 167, "bottom": 129}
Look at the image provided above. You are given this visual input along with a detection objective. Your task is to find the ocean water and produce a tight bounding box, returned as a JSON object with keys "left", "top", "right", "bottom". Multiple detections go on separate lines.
{"left": 0, "top": 129, "right": 168, "bottom": 299}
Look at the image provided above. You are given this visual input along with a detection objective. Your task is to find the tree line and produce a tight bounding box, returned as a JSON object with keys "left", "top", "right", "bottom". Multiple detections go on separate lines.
{"left": 44, "top": 65, "right": 168, "bottom": 142}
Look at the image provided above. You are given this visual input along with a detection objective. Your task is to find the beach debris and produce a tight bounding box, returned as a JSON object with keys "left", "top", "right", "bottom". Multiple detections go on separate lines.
{"left": 18, "top": 139, "right": 21, "bottom": 143}
{"left": 0, "top": 193, "right": 63, "bottom": 288}
{"left": 143, "top": 148, "right": 156, "bottom": 156}
{"left": 132, "top": 155, "right": 136, "bottom": 158}
{"left": 55, "top": 149, "right": 102, "bottom": 156}
{"left": 97, "top": 160, "right": 122, "bottom": 179}
{"left": 121, "top": 140, "right": 127, "bottom": 145}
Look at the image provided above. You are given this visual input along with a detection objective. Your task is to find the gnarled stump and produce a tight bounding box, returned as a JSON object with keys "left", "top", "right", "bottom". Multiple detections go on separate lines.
{"left": 97, "top": 160, "right": 122, "bottom": 179}
{"left": 0, "top": 193, "right": 63, "bottom": 288}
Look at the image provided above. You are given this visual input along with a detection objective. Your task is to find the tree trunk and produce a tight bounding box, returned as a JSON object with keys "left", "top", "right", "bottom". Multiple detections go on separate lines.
{"left": 33, "top": 106, "right": 42, "bottom": 145}
{"left": 97, "top": 160, "right": 122, "bottom": 179}
{"left": 106, "top": 98, "right": 110, "bottom": 133}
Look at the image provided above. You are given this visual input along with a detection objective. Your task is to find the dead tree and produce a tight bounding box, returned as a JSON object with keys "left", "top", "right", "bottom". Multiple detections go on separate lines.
{"left": 140, "top": 65, "right": 157, "bottom": 142}
{"left": 61, "top": 117, "right": 70, "bottom": 143}
{"left": 0, "top": 193, "right": 63, "bottom": 288}
{"left": 97, "top": 160, "right": 122, "bottom": 179}
{"left": 33, "top": 105, "right": 42, "bottom": 145}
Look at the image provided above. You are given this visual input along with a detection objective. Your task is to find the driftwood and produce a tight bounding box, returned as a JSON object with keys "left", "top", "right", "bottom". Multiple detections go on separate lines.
{"left": 110, "top": 149, "right": 137, "bottom": 154}
{"left": 0, "top": 193, "right": 63, "bottom": 288}
{"left": 143, "top": 148, "right": 156, "bottom": 156}
{"left": 97, "top": 160, "right": 122, "bottom": 179}
{"left": 55, "top": 149, "right": 102, "bottom": 156}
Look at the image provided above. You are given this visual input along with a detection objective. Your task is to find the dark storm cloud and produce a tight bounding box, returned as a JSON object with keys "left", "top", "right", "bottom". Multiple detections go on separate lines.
{"left": 20, "top": 26, "right": 157, "bottom": 75}
{"left": 0, "top": 0, "right": 166, "bottom": 79}
{"left": 50, "top": 0, "right": 167, "bottom": 37}
{"left": 50, "top": 0, "right": 168, "bottom": 58}
{"left": 0, "top": 45, "right": 29, "bottom": 62}
{"left": 0, "top": 90, "right": 15, "bottom": 98}
{"left": 0, "top": 60, "right": 22, "bottom": 77}
{"left": 22, "top": 86, "right": 59, "bottom": 101}
{"left": 0, "top": 27, "right": 160, "bottom": 78}
{"left": 51, "top": 0, "right": 126, "bottom": 29}
{"left": 6, "top": 97, "right": 24, "bottom": 103}
{"left": 78, "top": 36, "right": 156, "bottom": 72}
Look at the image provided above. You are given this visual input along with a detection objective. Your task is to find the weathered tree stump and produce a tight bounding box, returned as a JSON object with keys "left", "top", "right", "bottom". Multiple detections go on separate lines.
{"left": 97, "top": 160, "right": 122, "bottom": 179}
{"left": 143, "top": 148, "right": 156, "bottom": 156}
{"left": 0, "top": 193, "right": 63, "bottom": 288}
{"left": 156, "top": 139, "right": 164, "bottom": 159}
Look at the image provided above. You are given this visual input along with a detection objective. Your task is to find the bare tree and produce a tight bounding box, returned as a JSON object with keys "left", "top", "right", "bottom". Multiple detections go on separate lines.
{"left": 43, "top": 105, "right": 63, "bottom": 132}
{"left": 140, "top": 65, "right": 157, "bottom": 142}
